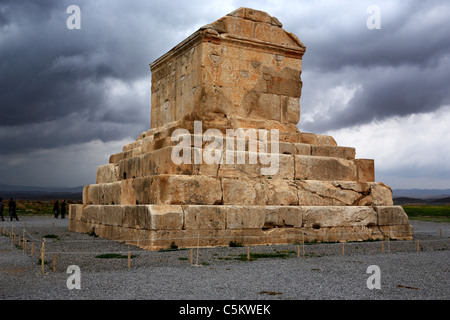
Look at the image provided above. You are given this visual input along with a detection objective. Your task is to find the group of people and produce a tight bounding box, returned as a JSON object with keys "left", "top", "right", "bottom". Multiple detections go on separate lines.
{"left": 0, "top": 198, "right": 19, "bottom": 221}
{"left": 0, "top": 198, "right": 68, "bottom": 221}
{"left": 53, "top": 199, "right": 67, "bottom": 219}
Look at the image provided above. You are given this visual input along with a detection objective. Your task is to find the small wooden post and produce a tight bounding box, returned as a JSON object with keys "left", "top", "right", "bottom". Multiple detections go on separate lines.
{"left": 41, "top": 238, "right": 46, "bottom": 275}
{"left": 416, "top": 240, "right": 420, "bottom": 252}
{"left": 297, "top": 245, "right": 300, "bottom": 258}
{"left": 128, "top": 252, "right": 131, "bottom": 268}
{"left": 195, "top": 232, "right": 200, "bottom": 266}
{"left": 302, "top": 232, "right": 305, "bottom": 258}
{"left": 190, "top": 249, "right": 193, "bottom": 264}
{"left": 387, "top": 229, "right": 390, "bottom": 253}
{"left": 53, "top": 254, "right": 57, "bottom": 272}
{"left": 387, "top": 237, "right": 390, "bottom": 254}
{"left": 381, "top": 241, "right": 384, "bottom": 254}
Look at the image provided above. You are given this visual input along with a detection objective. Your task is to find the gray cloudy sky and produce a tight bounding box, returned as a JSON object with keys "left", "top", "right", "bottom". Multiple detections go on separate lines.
{"left": 1, "top": 0, "right": 449, "bottom": 189}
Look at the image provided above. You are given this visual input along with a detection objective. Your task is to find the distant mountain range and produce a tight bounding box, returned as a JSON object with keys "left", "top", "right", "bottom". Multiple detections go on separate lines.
{"left": 0, "top": 183, "right": 84, "bottom": 201}
{"left": 0, "top": 183, "right": 84, "bottom": 193}
{"left": 393, "top": 196, "right": 450, "bottom": 205}
{"left": 392, "top": 188, "right": 450, "bottom": 199}
{"left": 392, "top": 189, "right": 450, "bottom": 205}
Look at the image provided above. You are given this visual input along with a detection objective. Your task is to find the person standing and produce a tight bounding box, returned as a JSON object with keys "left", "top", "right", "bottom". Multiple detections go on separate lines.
{"left": 60, "top": 200, "right": 66, "bottom": 219}
{"left": 8, "top": 198, "right": 19, "bottom": 221}
{"left": 0, "top": 198, "right": 4, "bottom": 221}
{"left": 53, "top": 200, "right": 60, "bottom": 218}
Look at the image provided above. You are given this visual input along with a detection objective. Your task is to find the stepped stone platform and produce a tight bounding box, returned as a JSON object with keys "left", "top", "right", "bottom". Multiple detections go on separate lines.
{"left": 69, "top": 8, "right": 413, "bottom": 250}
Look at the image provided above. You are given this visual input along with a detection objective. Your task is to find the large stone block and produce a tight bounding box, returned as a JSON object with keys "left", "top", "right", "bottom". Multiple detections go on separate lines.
{"left": 301, "top": 206, "right": 377, "bottom": 229}
{"left": 102, "top": 205, "right": 126, "bottom": 228}
{"left": 217, "top": 151, "right": 294, "bottom": 180}
{"left": 295, "top": 155, "right": 357, "bottom": 181}
{"left": 148, "top": 205, "right": 184, "bottom": 230}
{"left": 374, "top": 206, "right": 410, "bottom": 226}
{"left": 296, "top": 180, "right": 362, "bottom": 206}
{"left": 101, "top": 182, "right": 121, "bottom": 205}
{"left": 222, "top": 177, "right": 298, "bottom": 205}
{"left": 157, "top": 175, "right": 222, "bottom": 205}
{"left": 310, "top": 145, "right": 355, "bottom": 160}
{"left": 96, "top": 163, "right": 119, "bottom": 184}
{"left": 354, "top": 159, "right": 375, "bottom": 182}
{"left": 370, "top": 182, "right": 394, "bottom": 206}
{"left": 68, "top": 204, "right": 83, "bottom": 221}
{"left": 149, "top": 8, "right": 304, "bottom": 128}
{"left": 299, "top": 133, "right": 337, "bottom": 146}
{"left": 183, "top": 205, "right": 226, "bottom": 230}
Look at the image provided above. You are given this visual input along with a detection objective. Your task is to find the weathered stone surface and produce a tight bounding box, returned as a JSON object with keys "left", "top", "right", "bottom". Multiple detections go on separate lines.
{"left": 69, "top": 204, "right": 412, "bottom": 249}
{"left": 295, "top": 155, "right": 357, "bottom": 181}
{"left": 311, "top": 145, "right": 355, "bottom": 160}
{"left": 374, "top": 206, "right": 410, "bottom": 226}
{"left": 217, "top": 152, "right": 294, "bottom": 179}
{"left": 69, "top": 7, "right": 413, "bottom": 250}
{"left": 149, "top": 205, "right": 184, "bottom": 230}
{"left": 299, "top": 132, "right": 337, "bottom": 146}
{"left": 150, "top": 7, "right": 305, "bottom": 129}
{"left": 354, "top": 159, "right": 375, "bottom": 182}
{"left": 158, "top": 175, "right": 222, "bottom": 205}
{"left": 96, "top": 164, "right": 119, "bottom": 184}
{"left": 302, "top": 206, "right": 377, "bottom": 229}
{"left": 297, "top": 180, "right": 362, "bottom": 206}
{"left": 370, "top": 182, "right": 394, "bottom": 206}
{"left": 183, "top": 206, "right": 226, "bottom": 230}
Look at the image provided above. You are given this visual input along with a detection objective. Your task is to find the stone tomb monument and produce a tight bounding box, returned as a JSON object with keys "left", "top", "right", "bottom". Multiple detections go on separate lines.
{"left": 69, "top": 8, "right": 413, "bottom": 249}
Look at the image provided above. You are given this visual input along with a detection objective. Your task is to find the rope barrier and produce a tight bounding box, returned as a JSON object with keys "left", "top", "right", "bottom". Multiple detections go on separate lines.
{"left": 2, "top": 222, "right": 449, "bottom": 259}
{"left": 4, "top": 224, "right": 450, "bottom": 246}
{"left": 16, "top": 226, "right": 443, "bottom": 244}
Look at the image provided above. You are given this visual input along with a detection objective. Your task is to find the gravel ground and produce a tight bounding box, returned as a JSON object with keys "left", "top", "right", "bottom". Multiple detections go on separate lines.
{"left": 1, "top": 216, "right": 449, "bottom": 302}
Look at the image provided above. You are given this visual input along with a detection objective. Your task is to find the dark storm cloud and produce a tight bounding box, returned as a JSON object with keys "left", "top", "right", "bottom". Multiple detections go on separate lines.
{"left": 0, "top": 0, "right": 231, "bottom": 156}
{"left": 301, "top": 55, "right": 450, "bottom": 133}
{"left": 290, "top": 0, "right": 450, "bottom": 71}
{"left": 0, "top": 2, "right": 134, "bottom": 130}
{"left": 0, "top": 2, "right": 148, "bottom": 154}
{"left": 0, "top": 6, "right": 10, "bottom": 27}
{"left": 289, "top": 0, "right": 450, "bottom": 133}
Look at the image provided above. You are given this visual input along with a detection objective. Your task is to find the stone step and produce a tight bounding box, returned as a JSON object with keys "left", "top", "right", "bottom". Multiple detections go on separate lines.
{"left": 118, "top": 118, "right": 339, "bottom": 157}
{"left": 111, "top": 133, "right": 354, "bottom": 164}
{"left": 69, "top": 204, "right": 413, "bottom": 250}
{"left": 101, "top": 147, "right": 369, "bottom": 183}
{"left": 85, "top": 176, "right": 392, "bottom": 207}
